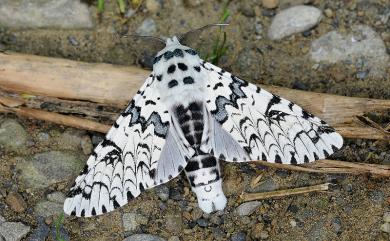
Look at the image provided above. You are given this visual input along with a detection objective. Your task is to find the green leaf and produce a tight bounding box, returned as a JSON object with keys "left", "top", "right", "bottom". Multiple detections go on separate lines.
{"left": 97, "top": 0, "right": 105, "bottom": 13}
{"left": 117, "top": 0, "right": 126, "bottom": 13}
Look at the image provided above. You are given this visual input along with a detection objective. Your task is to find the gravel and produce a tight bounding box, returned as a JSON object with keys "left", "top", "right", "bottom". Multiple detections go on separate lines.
{"left": 5, "top": 192, "right": 27, "bottom": 213}
{"left": 380, "top": 223, "right": 390, "bottom": 233}
{"left": 310, "top": 25, "right": 390, "bottom": 78}
{"left": 0, "top": 221, "right": 30, "bottom": 241}
{"left": 155, "top": 185, "right": 170, "bottom": 201}
{"left": 26, "top": 217, "right": 50, "bottom": 241}
{"left": 122, "top": 234, "right": 166, "bottom": 241}
{"left": 0, "top": 0, "right": 93, "bottom": 29}
{"left": 231, "top": 232, "right": 246, "bottom": 241}
{"left": 268, "top": 5, "right": 322, "bottom": 40}
{"left": 236, "top": 201, "right": 261, "bottom": 216}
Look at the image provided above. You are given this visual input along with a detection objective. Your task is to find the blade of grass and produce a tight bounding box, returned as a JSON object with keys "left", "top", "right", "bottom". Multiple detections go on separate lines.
{"left": 117, "top": 0, "right": 126, "bottom": 13}
{"left": 55, "top": 212, "right": 65, "bottom": 241}
{"left": 97, "top": 0, "right": 105, "bottom": 13}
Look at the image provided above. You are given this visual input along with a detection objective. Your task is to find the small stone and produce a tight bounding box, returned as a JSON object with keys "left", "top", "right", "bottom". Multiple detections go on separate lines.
{"left": 251, "top": 223, "right": 264, "bottom": 239}
{"left": 236, "top": 201, "right": 261, "bottom": 216}
{"left": 145, "top": 0, "right": 162, "bottom": 13}
{"left": 0, "top": 222, "right": 30, "bottom": 241}
{"left": 210, "top": 215, "right": 223, "bottom": 225}
{"left": 331, "top": 217, "right": 342, "bottom": 234}
{"left": 6, "top": 192, "right": 27, "bottom": 213}
{"left": 191, "top": 208, "right": 203, "bottom": 221}
{"left": 165, "top": 214, "right": 183, "bottom": 235}
{"left": 0, "top": 119, "right": 28, "bottom": 153}
{"left": 122, "top": 234, "right": 166, "bottom": 241}
{"left": 311, "top": 25, "right": 390, "bottom": 78}
{"left": 260, "top": 231, "right": 269, "bottom": 239}
{"left": 268, "top": 5, "right": 322, "bottom": 40}
{"left": 16, "top": 151, "right": 84, "bottom": 189}
{"left": 231, "top": 232, "right": 246, "bottom": 241}
{"left": 369, "top": 190, "right": 384, "bottom": 204}
{"left": 0, "top": 0, "right": 93, "bottom": 29}
{"left": 262, "top": 0, "right": 279, "bottom": 9}
{"left": 136, "top": 18, "right": 157, "bottom": 36}
{"left": 34, "top": 201, "right": 63, "bottom": 217}
{"left": 183, "top": 0, "right": 204, "bottom": 7}
{"left": 0, "top": 215, "right": 5, "bottom": 224}
{"left": 167, "top": 236, "right": 180, "bottom": 241}
{"left": 67, "top": 36, "right": 79, "bottom": 46}
{"left": 122, "top": 212, "right": 148, "bottom": 232}
{"left": 380, "top": 223, "right": 390, "bottom": 233}
{"left": 324, "top": 8, "right": 333, "bottom": 18}
{"left": 27, "top": 217, "right": 50, "bottom": 241}
{"left": 57, "top": 129, "right": 84, "bottom": 150}
{"left": 196, "top": 218, "right": 208, "bottom": 228}
{"left": 239, "top": 3, "right": 255, "bottom": 17}
{"left": 212, "top": 227, "right": 225, "bottom": 240}
{"left": 124, "top": 8, "right": 136, "bottom": 18}
{"left": 47, "top": 192, "right": 66, "bottom": 203}
{"left": 80, "top": 135, "right": 93, "bottom": 155}
{"left": 290, "top": 219, "right": 297, "bottom": 227}
{"left": 155, "top": 185, "right": 169, "bottom": 201}
{"left": 383, "top": 212, "right": 390, "bottom": 223}
{"left": 252, "top": 178, "right": 279, "bottom": 192}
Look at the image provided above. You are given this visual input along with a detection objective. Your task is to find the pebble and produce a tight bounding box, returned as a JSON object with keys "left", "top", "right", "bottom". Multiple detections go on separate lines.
{"left": 383, "top": 212, "right": 390, "bottom": 223}
{"left": 212, "top": 227, "right": 225, "bottom": 240}
{"left": 262, "top": 0, "right": 279, "bottom": 9}
{"left": 57, "top": 129, "right": 85, "bottom": 150}
{"left": 0, "top": 0, "right": 93, "bottom": 29}
{"left": 165, "top": 214, "right": 183, "bottom": 235}
{"left": 67, "top": 36, "right": 79, "bottom": 46}
{"left": 34, "top": 201, "right": 63, "bottom": 217}
{"left": 16, "top": 151, "right": 84, "bottom": 189}
{"left": 236, "top": 201, "right": 261, "bottom": 216}
{"left": 183, "top": 0, "right": 205, "bottom": 7}
{"left": 268, "top": 5, "right": 322, "bottom": 40}
{"left": 210, "top": 215, "right": 223, "bottom": 225}
{"left": 311, "top": 25, "right": 389, "bottom": 78}
{"left": 155, "top": 185, "right": 169, "bottom": 201}
{"left": 231, "top": 232, "right": 246, "bottom": 241}
{"left": 80, "top": 135, "right": 93, "bottom": 155}
{"left": 331, "top": 217, "right": 342, "bottom": 234}
{"left": 369, "top": 190, "right": 384, "bottom": 204}
{"left": 0, "top": 221, "right": 30, "bottom": 241}
{"left": 5, "top": 192, "right": 27, "bottom": 213}
{"left": 196, "top": 218, "right": 208, "bottom": 228}
{"left": 145, "top": 0, "right": 162, "bottom": 13}
{"left": 122, "top": 234, "right": 166, "bottom": 241}
{"left": 122, "top": 212, "right": 148, "bottom": 232}
{"left": 324, "top": 8, "right": 333, "bottom": 18}
{"left": 167, "top": 236, "right": 180, "bottom": 241}
{"left": 0, "top": 216, "right": 4, "bottom": 224}
{"left": 381, "top": 223, "right": 390, "bottom": 233}
{"left": 136, "top": 18, "right": 157, "bottom": 36}
{"left": 47, "top": 192, "right": 66, "bottom": 204}
{"left": 0, "top": 119, "right": 28, "bottom": 153}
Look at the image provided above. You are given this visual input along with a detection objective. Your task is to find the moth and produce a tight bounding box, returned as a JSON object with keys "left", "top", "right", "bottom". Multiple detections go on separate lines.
{"left": 63, "top": 26, "right": 343, "bottom": 217}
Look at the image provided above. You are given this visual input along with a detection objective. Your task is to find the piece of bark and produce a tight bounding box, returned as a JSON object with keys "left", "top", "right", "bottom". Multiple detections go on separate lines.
{"left": 1, "top": 52, "right": 390, "bottom": 141}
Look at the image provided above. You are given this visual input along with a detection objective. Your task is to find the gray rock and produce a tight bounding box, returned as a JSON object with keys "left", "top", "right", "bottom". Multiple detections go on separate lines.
{"left": 47, "top": 192, "right": 66, "bottom": 204}
{"left": 369, "top": 190, "right": 384, "bottom": 204}
{"left": 136, "top": 18, "right": 157, "bottom": 36}
{"left": 165, "top": 214, "right": 183, "bottom": 234}
{"left": 0, "top": 216, "right": 5, "bottom": 224}
{"left": 16, "top": 151, "right": 85, "bottom": 189}
{"left": 0, "top": 119, "right": 28, "bottom": 153}
{"left": 34, "top": 201, "right": 63, "bottom": 218}
{"left": 80, "top": 135, "right": 93, "bottom": 155}
{"left": 122, "top": 212, "right": 148, "bottom": 232}
{"left": 123, "top": 234, "right": 166, "bottom": 241}
{"left": 381, "top": 223, "right": 390, "bottom": 233}
{"left": 231, "top": 232, "right": 246, "bottom": 241}
{"left": 0, "top": 0, "right": 93, "bottom": 29}
{"left": 311, "top": 25, "right": 390, "bottom": 78}
{"left": 308, "top": 219, "right": 333, "bottom": 241}
{"left": 0, "top": 222, "right": 30, "bottom": 241}
{"left": 236, "top": 201, "right": 261, "bottom": 216}
{"left": 26, "top": 217, "right": 49, "bottom": 241}
{"left": 145, "top": 0, "right": 162, "bottom": 13}
{"left": 268, "top": 5, "right": 322, "bottom": 40}
{"left": 167, "top": 236, "right": 180, "bottom": 241}
{"left": 155, "top": 185, "right": 169, "bottom": 201}
{"left": 196, "top": 218, "right": 208, "bottom": 228}
{"left": 56, "top": 129, "right": 85, "bottom": 151}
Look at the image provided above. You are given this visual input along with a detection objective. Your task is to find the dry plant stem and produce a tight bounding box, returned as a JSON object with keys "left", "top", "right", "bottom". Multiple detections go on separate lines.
{"left": 241, "top": 183, "right": 330, "bottom": 202}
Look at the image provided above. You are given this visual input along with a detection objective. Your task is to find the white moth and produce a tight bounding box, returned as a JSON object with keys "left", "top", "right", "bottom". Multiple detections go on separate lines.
{"left": 63, "top": 35, "right": 343, "bottom": 217}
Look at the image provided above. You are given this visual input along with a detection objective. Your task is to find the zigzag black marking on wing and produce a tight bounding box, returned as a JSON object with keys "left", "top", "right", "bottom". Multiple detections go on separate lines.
{"left": 210, "top": 74, "right": 248, "bottom": 124}
{"left": 123, "top": 100, "right": 169, "bottom": 138}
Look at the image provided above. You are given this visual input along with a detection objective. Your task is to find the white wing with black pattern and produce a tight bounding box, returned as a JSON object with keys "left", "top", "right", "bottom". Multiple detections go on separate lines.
{"left": 202, "top": 61, "right": 343, "bottom": 164}
{"left": 63, "top": 75, "right": 188, "bottom": 217}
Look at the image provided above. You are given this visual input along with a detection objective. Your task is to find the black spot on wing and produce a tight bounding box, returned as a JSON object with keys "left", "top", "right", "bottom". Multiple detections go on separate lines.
{"left": 265, "top": 95, "right": 281, "bottom": 116}
{"left": 153, "top": 55, "right": 162, "bottom": 64}
{"left": 213, "top": 82, "right": 223, "bottom": 90}
{"left": 178, "top": 62, "right": 188, "bottom": 71}
{"left": 167, "top": 64, "right": 176, "bottom": 74}
{"left": 185, "top": 49, "right": 197, "bottom": 55}
{"left": 194, "top": 66, "right": 201, "bottom": 72}
{"left": 156, "top": 74, "right": 162, "bottom": 81}
{"left": 164, "top": 51, "right": 174, "bottom": 60}
{"left": 173, "top": 48, "right": 184, "bottom": 57}
{"left": 183, "top": 76, "right": 194, "bottom": 84}
{"left": 168, "top": 79, "right": 178, "bottom": 88}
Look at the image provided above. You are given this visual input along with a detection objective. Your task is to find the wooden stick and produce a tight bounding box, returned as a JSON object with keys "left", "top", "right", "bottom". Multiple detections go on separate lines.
{"left": 1, "top": 52, "right": 390, "bottom": 140}
{"left": 241, "top": 183, "right": 331, "bottom": 202}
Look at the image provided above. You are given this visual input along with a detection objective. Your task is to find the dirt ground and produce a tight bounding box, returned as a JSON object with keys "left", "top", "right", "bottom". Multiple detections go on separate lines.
{"left": 0, "top": 0, "right": 389, "bottom": 240}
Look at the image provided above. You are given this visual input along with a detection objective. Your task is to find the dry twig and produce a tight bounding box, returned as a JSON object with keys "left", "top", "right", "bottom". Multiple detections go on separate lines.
{"left": 241, "top": 183, "right": 331, "bottom": 202}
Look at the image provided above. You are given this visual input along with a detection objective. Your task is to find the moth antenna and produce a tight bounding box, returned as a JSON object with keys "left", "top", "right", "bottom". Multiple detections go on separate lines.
{"left": 178, "top": 23, "right": 229, "bottom": 44}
